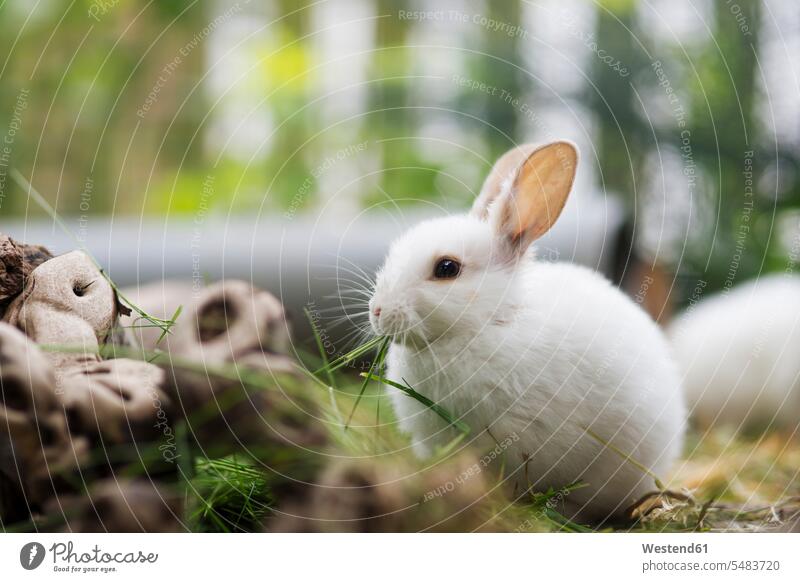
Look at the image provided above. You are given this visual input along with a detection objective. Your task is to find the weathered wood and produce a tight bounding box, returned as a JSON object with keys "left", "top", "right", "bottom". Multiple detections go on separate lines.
{"left": 0, "top": 233, "right": 52, "bottom": 318}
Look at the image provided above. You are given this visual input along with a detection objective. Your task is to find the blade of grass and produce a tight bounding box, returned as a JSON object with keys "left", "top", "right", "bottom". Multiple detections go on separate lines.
{"left": 362, "top": 373, "right": 470, "bottom": 436}
{"left": 175, "top": 420, "right": 195, "bottom": 481}
{"left": 486, "top": 428, "right": 507, "bottom": 482}
{"left": 345, "top": 336, "right": 390, "bottom": 429}
{"left": 694, "top": 496, "right": 717, "bottom": 532}
{"left": 542, "top": 508, "right": 594, "bottom": 532}
{"left": 526, "top": 482, "right": 593, "bottom": 532}
{"left": 304, "top": 307, "right": 336, "bottom": 390}
{"left": 582, "top": 425, "right": 665, "bottom": 490}
{"left": 155, "top": 305, "right": 183, "bottom": 346}
{"left": 316, "top": 335, "right": 384, "bottom": 375}
{"left": 375, "top": 392, "right": 381, "bottom": 450}
{"left": 434, "top": 431, "right": 468, "bottom": 458}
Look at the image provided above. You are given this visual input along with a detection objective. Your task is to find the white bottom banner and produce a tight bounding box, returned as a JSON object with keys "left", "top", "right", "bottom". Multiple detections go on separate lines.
{"left": 1, "top": 533, "right": 797, "bottom": 580}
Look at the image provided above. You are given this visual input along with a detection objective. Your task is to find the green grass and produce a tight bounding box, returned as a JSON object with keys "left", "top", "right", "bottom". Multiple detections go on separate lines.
{"left": 190, "top": 457, "right": 273, "bottom": 532}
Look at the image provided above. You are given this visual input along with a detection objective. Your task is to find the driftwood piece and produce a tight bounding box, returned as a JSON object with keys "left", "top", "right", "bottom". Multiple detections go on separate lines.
{"left": 3, "top": 251, "right": 116, "bottom": 368}
{"left": 123, "top": 279, "right": 296, "bottom": 373}
{"left": 1, "top": 318, "right": 176, "bottom": 525}
{"left": 56, "top": 358, "right": 171, "bottom": 445}
{"left": 159, "top": 281, "right": 311, "bottom": 455}
{"left": 0, "top": 234, "right": 52, "bottom": 318}
{"left": 167, "top": 280, "right": 293, "bottom": 370}
{"left": 0, "top": 323, "right": 89, "bottom": 509}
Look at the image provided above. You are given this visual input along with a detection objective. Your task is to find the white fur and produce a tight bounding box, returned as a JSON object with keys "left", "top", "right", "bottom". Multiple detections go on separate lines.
{"left": 369, "top": 212, "right": 685, "bottom": 521}
{"left": 669, "top": 274, "right": 800, "bottom": 430}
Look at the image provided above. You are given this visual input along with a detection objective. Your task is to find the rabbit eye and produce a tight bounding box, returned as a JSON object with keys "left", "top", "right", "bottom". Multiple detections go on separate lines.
{"left": 433, "top": 258, "right": 461, "bottom": 279}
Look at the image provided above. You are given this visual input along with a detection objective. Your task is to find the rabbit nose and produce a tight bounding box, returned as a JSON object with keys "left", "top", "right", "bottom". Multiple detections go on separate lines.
{"left": 372, "top": 306, "right": 382, "bottom": 318}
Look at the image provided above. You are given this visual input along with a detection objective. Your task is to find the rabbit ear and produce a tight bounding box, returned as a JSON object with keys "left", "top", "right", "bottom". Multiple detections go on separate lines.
{"left": 471, "top": 144, "right": 539, "bottom": 220}
{"left": 491, "top": 140, "right": 578, "bottom": 256}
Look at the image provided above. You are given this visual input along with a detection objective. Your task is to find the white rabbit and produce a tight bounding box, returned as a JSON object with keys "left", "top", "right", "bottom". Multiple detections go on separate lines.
{"left": 669, "top": 274, "right": 800, "bottom": 431}
{"left": 368, "top": 142, "right": 685, "bottom": 522}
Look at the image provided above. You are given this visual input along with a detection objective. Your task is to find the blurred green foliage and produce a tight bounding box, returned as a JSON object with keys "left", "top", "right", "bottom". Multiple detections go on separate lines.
{"left": 0, "top": 0, "right": 797, "bottom": 295}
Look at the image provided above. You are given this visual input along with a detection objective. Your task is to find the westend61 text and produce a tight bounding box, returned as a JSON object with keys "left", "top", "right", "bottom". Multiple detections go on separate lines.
{"left": 642, "top": 543, "right": 708, "bottom": 554}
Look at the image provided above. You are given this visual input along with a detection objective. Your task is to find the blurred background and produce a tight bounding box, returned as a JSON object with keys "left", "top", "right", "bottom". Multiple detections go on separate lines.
{"left": 0, "top": 0, "right": 798, "bottom": 335}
